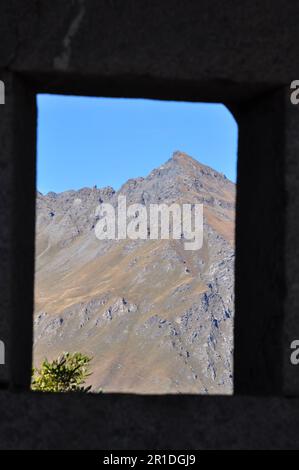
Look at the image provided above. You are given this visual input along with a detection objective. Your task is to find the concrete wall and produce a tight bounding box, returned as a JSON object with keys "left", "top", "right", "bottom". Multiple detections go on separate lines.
{"left": 0, "top": 0, "right": 299, "bottom": 448}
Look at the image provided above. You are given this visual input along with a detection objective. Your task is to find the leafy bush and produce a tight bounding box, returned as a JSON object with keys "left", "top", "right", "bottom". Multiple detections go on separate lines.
{"left": 32, "top": 352, "right": 92, "bottom": 392}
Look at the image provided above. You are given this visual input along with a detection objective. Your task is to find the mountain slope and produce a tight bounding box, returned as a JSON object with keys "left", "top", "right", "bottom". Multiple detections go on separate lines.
{"left": 34, "top": 151, "right": 235, "bottom": 394}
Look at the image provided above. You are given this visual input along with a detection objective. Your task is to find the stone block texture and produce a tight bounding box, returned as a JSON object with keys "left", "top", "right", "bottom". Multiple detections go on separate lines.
{"left": 0, "top": 0, "right": 299, "bottom": 449}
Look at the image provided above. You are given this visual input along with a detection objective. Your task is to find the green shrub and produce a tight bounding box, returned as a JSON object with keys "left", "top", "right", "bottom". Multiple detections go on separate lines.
{"left": 32, "top": 352, "right": 92, "bottom": 392}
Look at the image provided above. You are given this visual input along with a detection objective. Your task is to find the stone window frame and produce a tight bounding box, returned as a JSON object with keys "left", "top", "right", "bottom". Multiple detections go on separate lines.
{"left": 0, "top": 74, "right": 294, "bottom": 397}
{"left": 0, "top": 2, "right": 299, "bottom": 448}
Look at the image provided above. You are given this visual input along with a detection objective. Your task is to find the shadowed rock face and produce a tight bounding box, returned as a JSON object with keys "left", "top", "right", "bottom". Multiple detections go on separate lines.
{"left": 34, "top": 151, "right": 235, "bottom": 394}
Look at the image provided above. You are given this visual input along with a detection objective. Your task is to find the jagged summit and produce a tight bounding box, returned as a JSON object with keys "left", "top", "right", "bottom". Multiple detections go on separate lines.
{"left": 165, "top": 150, "right": 202, "bottom": 169}
{"left": 38, "top": 152, "right": 231, "bottom": 199}
{"left": 172, "top": 150, "right": 193, "bottom": 160}
{"left": 172, "top": 149, "right": 200, "bottom": 162}
{"left": 167, "top": 150, "right": 230, "bottom": 183}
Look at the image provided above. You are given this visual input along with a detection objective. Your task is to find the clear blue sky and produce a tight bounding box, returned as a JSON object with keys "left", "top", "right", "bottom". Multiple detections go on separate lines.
{"left": 37, "top": 95, "right": 238, "bottom": 194}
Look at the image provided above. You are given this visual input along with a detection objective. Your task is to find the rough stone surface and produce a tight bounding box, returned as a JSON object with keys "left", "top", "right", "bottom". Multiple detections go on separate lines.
{"left": 1, "top": 1, "right": 299, "bottom": 102}
{"left": 284, "top": 93, "right": 299, "bottom": 395}
{"left": 234, "top": 89, "right": 287, "bottom": 395}
{"left": 0, "top": 72, "right": 36, "bottom": 387}
{"left": 0, "top": 392, "right": 298, "bottom": 449}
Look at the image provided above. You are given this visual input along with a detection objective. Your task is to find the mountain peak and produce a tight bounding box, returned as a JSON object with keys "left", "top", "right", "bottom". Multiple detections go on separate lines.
{"left": 167, "top": 151, "right": 231, "bottom": 184}
{"left": 171, "top": 150, "right": 197, "bottom": 163}
{"left": 172, "top": 150, "right": 189, "bottom": 158}
{"left": 169, "top": 151, "right": 206, "bottom": 171}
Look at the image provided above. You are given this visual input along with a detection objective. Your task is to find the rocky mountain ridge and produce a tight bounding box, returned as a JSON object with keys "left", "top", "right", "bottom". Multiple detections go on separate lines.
{"left": 34, "top": 151, "right": 235, "bottom": 394}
